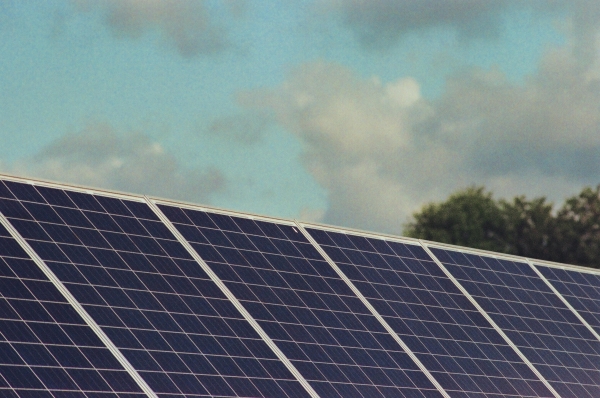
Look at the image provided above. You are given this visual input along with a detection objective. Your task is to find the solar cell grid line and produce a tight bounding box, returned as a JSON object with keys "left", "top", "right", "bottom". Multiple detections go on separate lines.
{"left": 419, "top": 243, "right": 560, "bottom": 398}
{"left": 0, "top": 214, "right": 149, "bottom": 397}
{"left": 146, "top": 197, "right": 319, "bottom": 398}
{"left": 301, "top": 224, "right": 554, "bottom": 398}
{"left": 533, "top": 261, "right": 600, "bottom": 343}
{"left": 0, "top": 177, "right": 308, "bottom": 398}
{"left": 426, "top": 243, "right": 600, "bottom": 398}
{"left": 296, "top": 223, "right": 451, "bottom": 398}
{"left": 157, "top": 201, "right": 444, "bottom": 398}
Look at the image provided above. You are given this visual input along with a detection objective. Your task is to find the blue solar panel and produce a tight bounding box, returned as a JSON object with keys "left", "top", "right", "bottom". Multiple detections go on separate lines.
{"left": 537, "top": 265, "right": 600, "bottom": 337}
{"left": 430, "top": 247, "right": 600, "bottom": 398}
{"left": 0, "top": 217, "right": 146, "bottom": 397}
{"left": 0, "top": 179, "right": 307, "bottom": 398}
{"left": 307, "top": 227, "right": 553, "bottom": 398}
{"left": 160, "top": 204, "right": 443, "bottom": 398}
{"left": 6, "top": 174, "right": 600, "bottom": 398}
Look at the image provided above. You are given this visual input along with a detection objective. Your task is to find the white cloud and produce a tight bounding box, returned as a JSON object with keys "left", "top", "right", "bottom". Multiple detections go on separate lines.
{"left": 239, "top": 62, "right": 440, "bottom": 233}
{"left": 72, "top": 0, "right": 244, "bottom": 57}
{"left": 7, "top": 124, "right": 226, "bottom": 203}
{"left": 239, "top": 48, "right": 600, "bottom": 234}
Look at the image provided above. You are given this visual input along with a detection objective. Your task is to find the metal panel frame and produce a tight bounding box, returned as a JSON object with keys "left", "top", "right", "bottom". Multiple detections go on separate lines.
{"left": 0, "top": 171, "right": 597, "bottom": 273}
{"left": 4, "top": 169, "right": 595, "bottom": 272}
{"left": 5, "top": 172, "right": 600, "bottom": 398}
{"left": 0, "top": 173, "right": 150, "bottom": 203}
{"left": 150, "top": 195, "right": 307, "bottom": 228}
{"left": 0, "top": 212, "right": 158, "bottom": 398}
{"left": 419, "top": 241, "right": 561, "bottom": 398}
{"left": 296, "top": 222, "right": 451, "bottom": 398}
{"left": 529, "top": 260, "right": 600, "bottom": 343}
{"left": 415, "top": 238, "right": 600, "bottom": 351}
{"left": 530, "top": 257, "right": 600, "bottom": 276}
{"left": 145, "top": 197, "right": 321, "bottom": 398}
{"left": 151, "top": 196, "right": 453, "bottom": 396}
{"left": 299, "top": 221, "right": 425, "bottom": 247}
{"left": 299, "top": 221, "right": 573, "bottom": 398}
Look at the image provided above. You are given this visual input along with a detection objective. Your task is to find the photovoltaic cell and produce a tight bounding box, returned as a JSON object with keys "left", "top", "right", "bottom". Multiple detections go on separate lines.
{"left": 6, "top": 173, "right": 600, "bottom": 398}
{"left": 160, "top": 204, "right": 443, "bottom": 398}
{"left": 307, "top": 227, "right": 553, "bottom": 398}
{"left": 430, "top": 247, "right": 600, "bottom": 398}
{"left": 537, "top": 265, "right": 600, "bottom": 338}
{"left": 0, "top": 179, "right": 306, "bottom": 398}
{"left": 0, "top": 216, "right": 145, "bottom": 397}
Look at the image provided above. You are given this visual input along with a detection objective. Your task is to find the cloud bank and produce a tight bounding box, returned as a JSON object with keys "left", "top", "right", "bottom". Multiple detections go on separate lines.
{"left": 6, "top": 124, "right": 225, "bottom": 203}
{"left": 326, "top": 0, "right": 512, "bottom": 47}
{"left": 240, "top": 42, "right": 600, "bottom": 234}
{"left": 72, "top": 0, "right": 242, "bottom": 57}
{"left": 208, "top": 112, "right": 271, "bottom": 145}
{"left": 46, "top": 1, "right": 600, "bottom": 237}
{"left": 239, "top": 62, "right": 443, "bottom": 233}
{"left": 326, "top": 0, "right": 600, "bottom": 54}
{"left": 217, "top": 1, "right": 600, "bottom": 235}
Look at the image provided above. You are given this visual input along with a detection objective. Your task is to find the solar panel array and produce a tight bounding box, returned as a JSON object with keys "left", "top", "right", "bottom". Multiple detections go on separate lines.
{"left": 429, "top": 248, "right": 600, "bottom": 398}
{"left": 159, "top": 204, "right": 440, "bottom": 398}
{"left": 536, "top": 265, "right": 600, "bottom": 342}
{"left": 0, "top": 175, "right": 599, "bottom": 398}
{"left": 0, "top": 220, "right": 146, "bottom": 398}
{"left": 306, "top": 227, "right": 553, "bottom": 398}
{"left": 0, "top": 179, "right": 306, "bottom": 398}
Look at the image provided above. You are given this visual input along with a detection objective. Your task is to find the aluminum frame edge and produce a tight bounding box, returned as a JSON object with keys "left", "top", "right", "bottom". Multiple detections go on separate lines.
{"left": 527, "top": 260, "right": 600, "bottom": 344}
{"left": 297, "top": 222, "right": 452, "bottom": 398}
{"left": 144, "top": 197, "right": 321, "bottom": 398}
{"left": 419, "top": 240, "right": 561, "bottom": 398}
{"left": 0, "top": 212, "right": 159, "bottom": 398}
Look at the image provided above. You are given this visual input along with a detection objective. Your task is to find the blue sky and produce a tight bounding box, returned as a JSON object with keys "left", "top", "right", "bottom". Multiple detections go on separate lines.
{"left": 1, "top": 1, "right": 599, "bottom": 235}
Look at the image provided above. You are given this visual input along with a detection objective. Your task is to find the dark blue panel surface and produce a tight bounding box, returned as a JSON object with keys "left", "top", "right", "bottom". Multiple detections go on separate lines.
{"left": 308, "top": 228, "right": 553, "bottom": 398}
{"left": 538, "top": 265, "right": 600, "bottom": 336}
{"left": 0, "top": 179, "right": 306, "bottom": 398}
{"left": 162, "top": 204, "right": 443, "bottom": 398}
{"left": 0, "top": 223, "right": 145, "bottom": 396}
{"left": 431, "top": 247, "right": 600, "bottom": 398}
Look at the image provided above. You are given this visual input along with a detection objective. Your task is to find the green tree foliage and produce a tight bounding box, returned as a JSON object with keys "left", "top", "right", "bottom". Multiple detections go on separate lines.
{"left": 405, "top": 185, "right": 600, "bottom": 268}
{"left": 553, "top": 186, "right": 600, "bottom": 267}
{"left": 404, "top": 187, "right": 506, "bottom": 253}
{"left": 499, "top": 196, "right": 555, "bottom": 260}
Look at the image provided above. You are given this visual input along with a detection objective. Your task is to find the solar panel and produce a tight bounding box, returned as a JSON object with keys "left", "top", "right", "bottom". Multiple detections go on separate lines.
{"left": 0, "top": 178, "right": 307, "bottom": 398}
{"left": 305, "top": 226, "right": 553, "bottom": 398}
{"left": 428, "top": 246, "right": 600, "bottom": 398}
{"left": 3, "top": 174, "right": 600, "bottom": 398}
{"left": 0, "top": 216, "right": 146, "bottom": 397}
{"left": 158, "top": 203, "right": 443, "bottom": 398}
{"left": 536, "top": 264, "right": 600, "bottom": 339}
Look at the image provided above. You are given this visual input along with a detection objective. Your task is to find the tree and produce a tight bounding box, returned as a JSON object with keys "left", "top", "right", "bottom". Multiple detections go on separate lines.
{"left": 404, "top": 187, "right": 507, "bottom": 253}
{"left": 553, "top": 185, "right": 600, "bottom": 267}
{"left": 499, "top": 196, "right": 555, "bottom": 260}
{"left": 405, "top": 185, "right": 600, "bottom": 268}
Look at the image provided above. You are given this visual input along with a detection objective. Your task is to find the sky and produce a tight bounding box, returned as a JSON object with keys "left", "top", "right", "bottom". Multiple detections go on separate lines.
{"left": 1, "top": 0, "right": 599, "bottom": 236}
